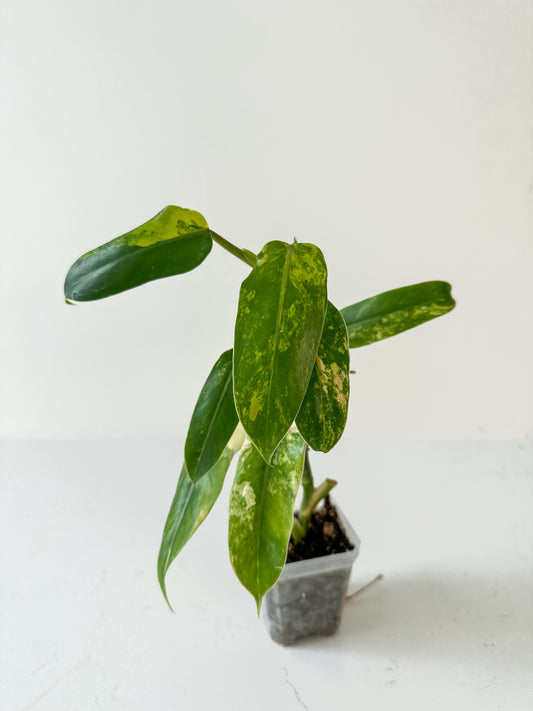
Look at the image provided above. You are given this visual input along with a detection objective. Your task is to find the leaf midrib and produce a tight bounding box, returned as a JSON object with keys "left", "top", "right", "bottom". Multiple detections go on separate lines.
{"left": 263, "top": 243, "right": 294, "bottom": 454}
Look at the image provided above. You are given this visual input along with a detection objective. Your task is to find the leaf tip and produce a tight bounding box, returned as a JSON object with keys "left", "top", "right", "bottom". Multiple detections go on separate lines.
{"left": 183, "top": 452, "right": 199, "bottom": 483}
{"left": 157, "top": 569, "right": 175, "bottom": 613}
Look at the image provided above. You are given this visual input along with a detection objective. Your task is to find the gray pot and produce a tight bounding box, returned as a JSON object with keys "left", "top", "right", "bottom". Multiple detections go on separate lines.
{"left": 263, "top": 503, "right": 361, "bottom": 645}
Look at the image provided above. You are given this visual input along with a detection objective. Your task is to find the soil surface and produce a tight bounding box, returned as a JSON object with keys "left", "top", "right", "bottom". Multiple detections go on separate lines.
{"left": 287, "top": 497, "right": 354, "bottom": 563}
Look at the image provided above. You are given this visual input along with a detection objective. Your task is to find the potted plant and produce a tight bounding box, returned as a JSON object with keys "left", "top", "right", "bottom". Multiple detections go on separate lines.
{"left": 64, "top": 205, "right": 455, "bottom": 644}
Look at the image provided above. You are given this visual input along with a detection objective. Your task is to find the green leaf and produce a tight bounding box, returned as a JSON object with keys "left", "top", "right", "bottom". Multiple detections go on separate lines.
{"left": 233, "top": 240, "right": 328, "bottom": 463}
{"left": 64, "top": 205, "right": 212, "bottom": 301}
{"left": 185, "top": 349, "right": 239, "bottom": 482}
{"left": 157, "top": 426, "right": 245, "bottom": 609}
{"left": 228, "top": 430, "right": 306, "bottom": 613}
{"left": 296, "top": 301, "right": 350, "bottom": 452}
{"left": 341, "top": 281, "right": 456, "bottom": 348}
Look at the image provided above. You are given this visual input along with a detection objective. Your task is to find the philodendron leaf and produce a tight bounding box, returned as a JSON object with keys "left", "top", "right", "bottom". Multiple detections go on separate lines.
{"left": 64, "top": 205, "right": 212, "bottom": 301}
{"left": 296, "top": 301, "right": 350, "bottom": 452}
{"left": 341, "top": 281, "right": 456, "bottom": 348}
{"left": 185, "top": 349, "right": 239, "bottom": 482}
{"left": 228, "top": 430, "right": 306, "bottom": 613}
{"left": 234, "top": 240, "right": 328, "bottom": 463}
{"left": 158, "top": 426, "right": 245, "bottom": 609}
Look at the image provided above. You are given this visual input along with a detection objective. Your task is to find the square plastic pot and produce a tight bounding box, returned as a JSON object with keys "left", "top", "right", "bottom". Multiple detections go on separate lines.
{"left": 262, "top": 502, "right": 361, "bottom": 645}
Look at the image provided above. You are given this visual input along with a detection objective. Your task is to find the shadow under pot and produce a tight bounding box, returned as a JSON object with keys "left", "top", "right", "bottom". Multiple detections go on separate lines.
{"left": 263, "top": 501, "right": 361, "bottom": 646}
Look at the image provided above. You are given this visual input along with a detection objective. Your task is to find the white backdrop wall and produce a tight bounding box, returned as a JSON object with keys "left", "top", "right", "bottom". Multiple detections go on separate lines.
{"left": 1, "top": 0, "right": 532, "bottom": 439}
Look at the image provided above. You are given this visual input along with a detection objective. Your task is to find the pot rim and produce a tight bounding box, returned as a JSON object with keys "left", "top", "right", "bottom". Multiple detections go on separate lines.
{"left": 277, "top": 498, "right": 361, "bottom": 581}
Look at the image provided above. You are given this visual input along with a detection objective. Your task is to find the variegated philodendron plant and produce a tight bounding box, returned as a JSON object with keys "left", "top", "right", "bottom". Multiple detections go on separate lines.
{"left": 65, "top": 205, "right": 456, "bottom": 612}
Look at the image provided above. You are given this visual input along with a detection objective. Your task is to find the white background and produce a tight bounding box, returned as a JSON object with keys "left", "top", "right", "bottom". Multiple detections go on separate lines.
{"left": 1, "top": 0, "right": 532, "bottom": 440}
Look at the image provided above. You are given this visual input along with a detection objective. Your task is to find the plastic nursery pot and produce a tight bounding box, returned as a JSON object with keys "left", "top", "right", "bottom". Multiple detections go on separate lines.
{"left": 263, "top": 501, "right": 361, "bottom": 646}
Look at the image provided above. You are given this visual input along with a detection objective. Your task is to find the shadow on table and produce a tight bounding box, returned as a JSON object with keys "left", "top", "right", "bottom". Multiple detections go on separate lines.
{"left": 296, "top": 569, "right": 532, "bottom": 665}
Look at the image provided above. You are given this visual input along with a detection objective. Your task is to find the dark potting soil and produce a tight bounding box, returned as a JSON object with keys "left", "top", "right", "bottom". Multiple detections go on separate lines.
{"left": 286, "top": 497, "right": 354, "bottom": 563}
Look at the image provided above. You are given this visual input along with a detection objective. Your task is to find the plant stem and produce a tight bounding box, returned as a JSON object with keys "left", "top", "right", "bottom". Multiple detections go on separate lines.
{"left": 291, "top": 447, "right": 338, "bottom": 543}
{"left": 291, "top": 516, "right": 306, "bottom": 541}
{"left": 297, "top": 478, "right": 338, "bottom": 534}
{"left": 300, "top": 447, "right": 315, "bottom": 511}
{"left": 210, "top": 230, "right": 257, "bottom": 267}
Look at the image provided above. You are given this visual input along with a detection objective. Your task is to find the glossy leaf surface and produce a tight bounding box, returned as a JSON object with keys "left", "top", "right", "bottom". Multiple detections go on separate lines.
{"left": 185, "top": 349, "right": 238, "bottom": 482}
{"left": 158, "top": 427, "right": 245, "bottom": 608}
{"left": 341, "top": 281, "right": 456, "bottom": 348}
{"left": 233, "top": 241, "right": 327, "bottom": 462}
{"left": 64, "top": 206, "right": 212, "bottom": 301}
{"left": 228, "top": 430, "right": 306, "bottom": 612}
{"left": 296, "top": 301, "right": 350, "bottom": 452}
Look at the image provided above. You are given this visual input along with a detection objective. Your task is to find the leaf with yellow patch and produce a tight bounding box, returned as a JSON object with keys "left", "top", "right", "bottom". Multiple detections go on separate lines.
{"left": 296, "top": 301, "right": 350, "bottom": 452}
{"left": 228, "top": 430, "right": 306, "bottom": 612}
{"left": 233, "top": 241, "right": 328, "bottom": 463}
{"left": 341, "top": 281, "right": 456, "bottom": 348}
{"left": 64, "top": 205, "right": 212, "bottom": 301}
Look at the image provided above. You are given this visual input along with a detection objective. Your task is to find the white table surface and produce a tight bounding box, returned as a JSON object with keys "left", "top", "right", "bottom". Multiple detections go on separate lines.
{"left": 1, "top": 437, "right": 532, "bottom": 711}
